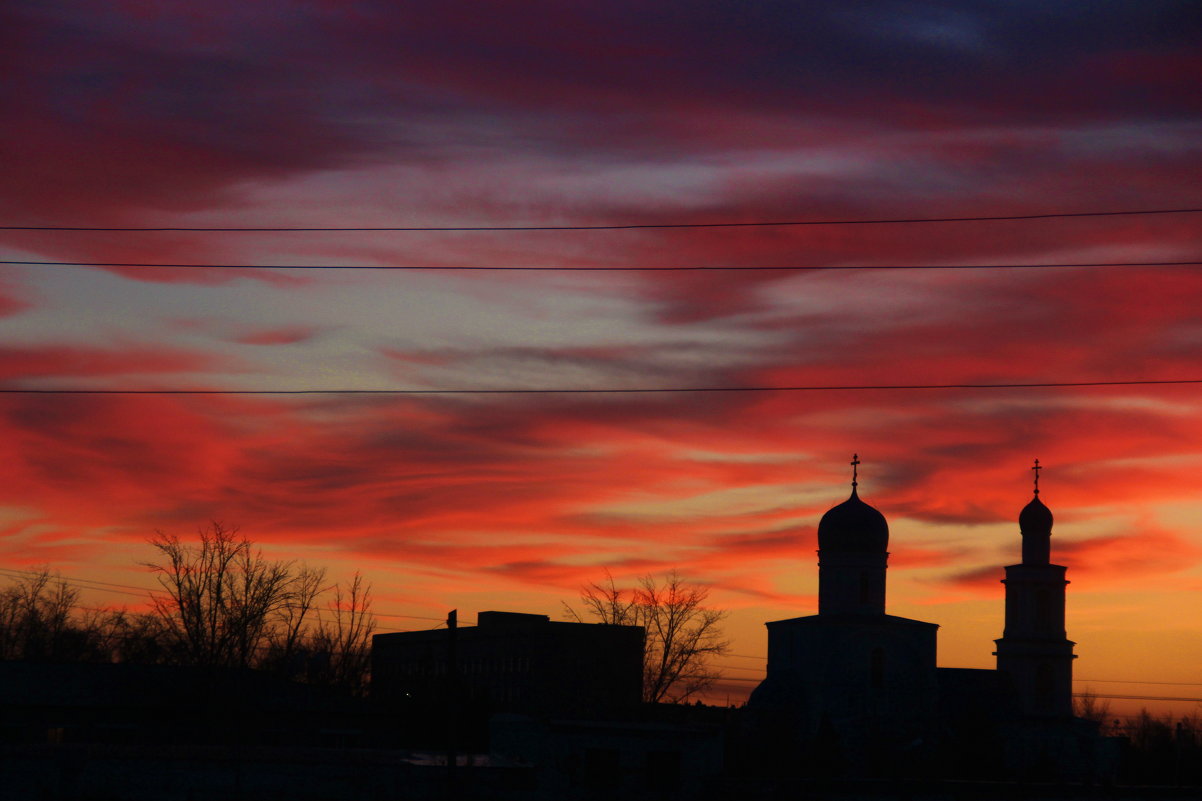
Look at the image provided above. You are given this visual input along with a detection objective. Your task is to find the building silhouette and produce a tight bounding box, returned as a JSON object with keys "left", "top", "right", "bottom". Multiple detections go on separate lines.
{"left": 747, "top": 456, "right": 939, "bottom": 772}
{"left": 994, "top": 460, "right": 1077, "bottom": 719}
{"left": 746, "top": 457, "right": 1104, "bottom": 779}
{"left": 371, "top": 610, "right": 727, "bottom": 796}
{"left": 372, "top": 610, "right": 644, "bottom": 721}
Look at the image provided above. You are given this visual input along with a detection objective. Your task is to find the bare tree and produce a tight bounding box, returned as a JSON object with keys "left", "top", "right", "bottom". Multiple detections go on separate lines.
{"left": 266, "top": 563, "right": 326, "bottom": 670}
{"left": 566, "top": 570, "right": 729, "bottom": 703}
{"left": 310, "top": 571, "right": 375, "bottom": 694}
{"left": 0, "top": 527, "right": 379, "bottom": 695}
{"left": 0, "top": 567, "right": 82, "bottom": 660}
{"left": 101, "top": 608, "right": 169, "bottom": 664}
{"left": 0, "top": 566, "right": 197, "bottom": 665}
{"left": 145, "top": 523, "right": 377, "bottom": 692}
{"left": 1073, "top": 689, "right": 1114, "bottom": 734}
{"left": 145, "top": 522, "right": 296, "bottom": 668}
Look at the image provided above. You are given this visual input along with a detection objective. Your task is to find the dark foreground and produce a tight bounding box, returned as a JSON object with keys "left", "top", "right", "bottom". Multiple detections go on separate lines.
{"left": 5, "top": 743, "right": 1200, "bottom": 801}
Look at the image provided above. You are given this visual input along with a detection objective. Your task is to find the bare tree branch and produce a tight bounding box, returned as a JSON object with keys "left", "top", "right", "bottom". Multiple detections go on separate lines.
{"left": 567, "top": 570, "right": 729, "bottom": 703}
{"left": 144, "top": 522, "right": 297, "bottom": 669}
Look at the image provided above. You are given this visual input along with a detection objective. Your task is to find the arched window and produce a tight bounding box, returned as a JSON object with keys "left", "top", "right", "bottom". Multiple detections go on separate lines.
{"left": 870, "top": 648, "right": 885, "bottom": 689}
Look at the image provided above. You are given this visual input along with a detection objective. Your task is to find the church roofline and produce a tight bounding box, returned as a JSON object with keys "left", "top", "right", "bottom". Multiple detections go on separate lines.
{"left": 765, "top": 612, "right": 939, "bottom": 629}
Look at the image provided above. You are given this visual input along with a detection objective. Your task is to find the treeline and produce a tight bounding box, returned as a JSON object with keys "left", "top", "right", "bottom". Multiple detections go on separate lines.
{"left": 1073, "top": 692, "right": 1200, "bottom": 786}
{"left": 1112, "top": 709, "right": 1202, "bottom": 786}
{"left": 0, "top": 523, "right": 375, "bottom": 694}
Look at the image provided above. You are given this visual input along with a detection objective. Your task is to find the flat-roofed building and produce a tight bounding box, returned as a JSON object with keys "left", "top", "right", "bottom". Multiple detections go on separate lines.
{"left": 372, "top": 611, "right": 644, "bottom": 719}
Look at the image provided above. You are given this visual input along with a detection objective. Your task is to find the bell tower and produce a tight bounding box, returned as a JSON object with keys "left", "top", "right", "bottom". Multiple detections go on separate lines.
{"left": 994, "top": 460, "right": 1077, "bottom": 718}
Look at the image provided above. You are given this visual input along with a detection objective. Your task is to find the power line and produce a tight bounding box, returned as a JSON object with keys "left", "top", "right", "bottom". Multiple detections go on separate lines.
{"left": 707, "top": 662, "right": 1202, "bottom": 685}
{"left": 1078, "top": 679, "right": 1202, "bottom": 687}
{"left": 707, "top": 665, "right": 1202, "bottom": 685}
{"left": 3, "top": 259, "right": 1200, "bottom": 272}
{"left": 0, "top": 565, "right": 435, "bottom": 630}
{"left": 0, "top": 567, "right": 159, "bottom": 600}
{"left": 11, "top": 564, "right": 1202, "bottom": 691}
{"left": 71, "top": 606, "right": 423, "bottom": 639}
{"left": 0, "top": 566, "right": 164, "bottom": 596}
{"left": 711, "top": 663, "right": 769, "bottom": 673}
{"left": 3, "top": 207, "right": 1200, "bottom": 232}
{"left": 366, "top": 610, "right": 445, "bottom": 622}
{"left": 704, "top": 676, "right": 1202, "bottom": 701}
{"left": 1074, "top": 694, "right": 1202, "bottom": 703}
{"left": 4, "top": 378, "right": 1202, "bottom": 396}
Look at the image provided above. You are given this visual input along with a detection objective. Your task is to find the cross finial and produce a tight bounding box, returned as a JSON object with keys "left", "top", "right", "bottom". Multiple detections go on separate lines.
{"left": 851, "top": 453, "right": 860, "bottom": 488}
{"left": 1032, "top": 458, "right": 1041, "bottom": 495}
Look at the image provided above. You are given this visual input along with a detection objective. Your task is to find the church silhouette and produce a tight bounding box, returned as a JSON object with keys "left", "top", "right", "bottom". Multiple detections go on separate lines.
{"left": 746, "top": 457, "right": 1106, "bottom": 780}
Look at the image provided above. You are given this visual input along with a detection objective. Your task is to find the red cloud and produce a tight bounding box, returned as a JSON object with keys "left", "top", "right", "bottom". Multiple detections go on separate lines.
{"left": 0, "top": 344, "right": 223, "bottom": 380}
{"left": 232, "top": 326, "right": 321, "bottom": 346}
{"left": 947, "top": 565, "right": 1006, "bottom": 594}
{"left": 5, "top": 2, "right": 1199, "bottom": 293}
{"left": 0, "top": 286, "right": 31, "bottom": 318}
{"left": 0, "top": 354, "right": 1200, "bottom": 626}
{"left": 1056, "top": 526, "right": 1202, "bottom": 586}
{"left": 945, "top": 524, "right": 1202, "bottom": 596}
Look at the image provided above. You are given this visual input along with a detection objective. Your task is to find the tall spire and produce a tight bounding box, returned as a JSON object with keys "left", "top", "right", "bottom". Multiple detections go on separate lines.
{"left": 1019, "top": 460, "right": 1053, "bottom": 563}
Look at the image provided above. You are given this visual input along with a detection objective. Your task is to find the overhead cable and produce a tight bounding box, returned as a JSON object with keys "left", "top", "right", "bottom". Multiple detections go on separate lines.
{"left": 0, "top": 565, "right": 440, "bottom": 627}
{"left": 3, "top": 378, "right": 1202, "bottom": 396}
{"left": 3, "top": 207, "right": 1200, "bottom": 232}
{"left": 3, "top": 259, "right": 1198, "bottom": 272}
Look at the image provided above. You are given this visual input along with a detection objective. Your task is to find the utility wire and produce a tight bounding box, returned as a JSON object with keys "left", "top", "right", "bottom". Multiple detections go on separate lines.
{"left": 0, "top": 567, "right": 160, "bottom": 600}
{"left": 1077, "top": 679, "right": 1202, "bottom": 686}
{"left": 11, "top": 566, "right": 1202, "bottom": 689}
{"left": 0, "top": 565, "right": 437, "bottom": 629}
{"left": 4, "top": 378, "right": 1202, "bottom": 396}
{"left": 693, "top": 675, "right": 1202, "bottom": 702}
{"left": 709, "top": 662, "right": 1202, "bottom": 686}
{"left": 0, "top": 567, "right": 163, "bottom": 597}
{"left": 1072, "top": 694, "right": 1202, "bottom": 703}
{"left": 3, "top": 207, "right": 1200, "bottom": 232}
{"left": 699, "top": 676, "right": 1202, "bottom": 702}
{"left": 3, "top": 259, "right": 1199, "bottom": 272}
{"left": 359, "top": 610, "right": 445, "bottom": 622}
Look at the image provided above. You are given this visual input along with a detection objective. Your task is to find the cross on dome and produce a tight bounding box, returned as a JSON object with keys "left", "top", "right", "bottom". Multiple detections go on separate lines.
{"left": 851, "top": 453, "right": 860, "bottom": 488}
{"left": 1032, "top": 459, "right": 1042, "bottom": 495}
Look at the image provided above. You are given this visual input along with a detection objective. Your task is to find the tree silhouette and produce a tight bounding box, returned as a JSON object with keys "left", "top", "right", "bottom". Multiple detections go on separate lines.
{"left": 265, "top": 562, "right": 326, "bottom": 670}
{"left": 0, "top": 567, "right": 79, "bottom": 660}
{"left": 145, "top": 522, "right": 377, "bottom": 691}
{"left": 0, "top": 567, "right": 161, "bottom": 662}
{"left": 1, "top": 532, "right": 377, "bottom": 692}
{"left": 308, "top": 571, "right": 375, "bottom": 695}
{"left": 146, "top": 522, "right": 298, "bottom": 668}
{"left": 566, "top": 570, "right": 729, "bottom": 703}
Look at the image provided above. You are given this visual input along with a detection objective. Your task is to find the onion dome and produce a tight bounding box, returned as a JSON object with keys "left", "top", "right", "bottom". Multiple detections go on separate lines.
{"left": 818, "top": 487, "right": 889, "bottom": 553}
{"left": 1019, "top": 494, "right": 1053, "bottom": 535}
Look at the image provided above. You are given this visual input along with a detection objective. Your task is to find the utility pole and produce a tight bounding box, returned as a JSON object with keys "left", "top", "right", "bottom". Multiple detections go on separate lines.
{"left": 446, "top": 609, "right": 458, "bottom": 798}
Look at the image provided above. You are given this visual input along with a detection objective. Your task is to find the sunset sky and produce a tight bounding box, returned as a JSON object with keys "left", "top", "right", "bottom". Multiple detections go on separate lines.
{"left": 3, "top": 2, "right": 1201, "bottom": 713}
